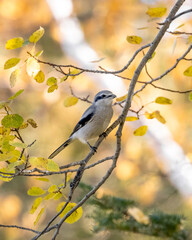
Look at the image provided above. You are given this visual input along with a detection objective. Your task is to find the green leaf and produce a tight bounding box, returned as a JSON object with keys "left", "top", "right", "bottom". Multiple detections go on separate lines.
{"left": 126, "top": 36, "right": 142, "bottom": 44}
{"left": 1, "top": 114, "right": 24, "bottom": 128}
{"left": 183, "top": 66, "right": 192, "bottom": 77}
{"left": 29, "top": 27, "right": 45, "bottom": 43}
{"left": 4, "top": 58, "right": 20, "bottom": 69}
{"left": 10, "top": 69, "right": 21, "bottom": 88}
{"left": 27, "top": 187, "right": 45, "bottom": 196}
{"left": 63, "top": 96, "right": 78, "bottom": 107}
{"left": 8, "top": 89, "right": 24, "bottom": 100}
{"left": 5, "top": 37, "right": 24, "bottom": 50}
{"left": 34, "top": 207, "right": 45, "bottom": 225}
{"left": 30, "top": 197, "right": 42, "bottom": 214}
{"left": 0, "top": 101, "right": 10, "bottom": 110}
{"left": 155, "top": 97, "right": 172, "bottom": 105}
{"left": 9, "top": 141, "right": 27, "bottom": 148}
{"left": 57, "top": 202, "right": 83, "bottom": 224}
{"left": 46, "top": 159, "right": 60, "bottom": 172}
{"left": 146, "top": 7, "right": 167, "bottom": 18}
{"left": 34, "top": 70, "right": 45, "bottom": 83}
{"left": 133, "top": 126, "right": 148, "bottom": 136}
{"left": 46, "top": 77, "right": 57, "bottom": 86}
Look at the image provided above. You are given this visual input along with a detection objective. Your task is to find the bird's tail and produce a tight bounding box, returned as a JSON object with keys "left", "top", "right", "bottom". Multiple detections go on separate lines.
{"left": 48, "top": 138, "right": 73, "bottom": 159}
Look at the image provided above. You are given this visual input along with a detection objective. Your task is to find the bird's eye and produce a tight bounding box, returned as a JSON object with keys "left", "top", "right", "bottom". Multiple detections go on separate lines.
{"left": 101, "top": 94, "right": 106, "bottom": 98}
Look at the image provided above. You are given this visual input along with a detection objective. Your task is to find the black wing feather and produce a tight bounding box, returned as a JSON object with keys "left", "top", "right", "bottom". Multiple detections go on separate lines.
{"left": 70, "top": 105, "right": 95, "bottom": 136}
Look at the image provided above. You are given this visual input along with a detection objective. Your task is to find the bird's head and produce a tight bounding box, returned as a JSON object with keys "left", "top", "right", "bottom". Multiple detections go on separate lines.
{"left": 94, "top": 90, "right": 116, "bottom": 106}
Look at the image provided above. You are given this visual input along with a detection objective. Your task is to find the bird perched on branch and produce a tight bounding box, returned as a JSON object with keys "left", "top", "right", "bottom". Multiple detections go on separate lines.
{"left": 49, "top": 90, "right": 116, "bottom": 159}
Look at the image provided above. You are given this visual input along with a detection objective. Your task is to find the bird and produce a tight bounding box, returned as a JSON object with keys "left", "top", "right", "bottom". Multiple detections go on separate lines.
{"left": 48, "top": 90, "right": 116, "bottom": 159}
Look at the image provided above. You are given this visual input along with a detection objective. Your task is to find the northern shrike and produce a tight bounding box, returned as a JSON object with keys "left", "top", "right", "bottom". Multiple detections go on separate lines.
{"left": 49, "top": 90, "right": 116, "bottom": 159}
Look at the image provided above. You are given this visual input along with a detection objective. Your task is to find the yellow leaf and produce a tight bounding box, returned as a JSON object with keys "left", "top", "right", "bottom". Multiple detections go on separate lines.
{"left": 5, "top": 37, "right": 24, "bottom": 50}
{"left": 34, "top": 70, "right": 45, "bottom": 83}
{"left": 64, "top": 96, "right": 78, "bottom": 107}
{"left": 27, "top": 118, "right": 38, "bottom": 128}
{"left": 155, "top": 97, "right": 172, "bottom": 104}
{"left": 0, "top": 149, "right": 23, "bottom": 162}
{"left": 47, "top": 84, "right": 58, "bottom": 93}
{"left": 188, "top": 36, "right": 192, "bottom": 44}
{"left": 10, "top": 69, "right": 21, "bottom": 88}
{"left": 29, "top": 157, "right": 48, "bottom": 169}
{"left": 26, "top": 57, "right": 40, "bottom": 77}
{"left": 125, "top": 116, "right": 138, "bottom": 121}
{"left": 19, "top": 122, "right": 29, "bottom": 129}
{"left": 189, "top": 92, "right": 192, "bottom": 102}
{"left": 4, "top": 58, "right": 20, "bottom": 69}
{"left": 60, "top": 76, "right": 68, "bottom": 82}
{"left": 128, "top": 207, "right": 149, "bottom": 225}
{"left": 29, "top": 27, "right": 45, "bottom": 43}
{"left": 27, "top": 187, "right": 45, "bottom": 196}
{"left": 35, "top": 50, "right": 43, "bottom": 57}
{"left": 8, "top": 89, "right": 24, "bottom": 100}
{"left": 70, "top": 69, "right": 82, "bottom": 79}
{"left": 48, "top": 185, "right": 57, "bottom": 193}
{"left": 30, "top": 197, "right": 42, "bottom": 214}
{"left": 7, "top": 160, "right": 24, "bottom": 171}
{"left": 146, "top": 7, "right": 167, "bottom": 18}
{"left": 145, "top": 111, "right": 155, "bottom": 119}
{"left": 153, "top": 111, "right": 166, "bottom": 124}
{"left": 126, "top": 36, "right": 142, "bottom": 44}
{"left": 34, "top": 207, "right": 45, "bottom": 225}
{"left": 133, "top": 125, "right": 148, "bottom": 136}
{"left": 44, "top": 192, "right": 55, "bottom": 200}
{"left": 116, "top": 94, "right": 127, "bottom": 102}
{"left": 53, "top": 192, "right": 62, "bottom": 200}
{"left": 46, "top": 77, "right": 57, "bottom": 86}
{"left": 35, "top": 177, "right": 49, "bottom": 182}
{"left": 148, "top": 52, "right": 156, "bottom": 62}
{"left": 0, "top": 168, "right": 14, "bottom": 182}
{"left": 176, "top": 23, "right": 185, "bottom": 29}
{"left": 57, "top": 202, "right": 83, "bottom": 224}
{"left": 183, "top": 66, "right": 192, "bottom": 77}
{"left": 46, "top": 159, "right": 60, "bottom": 172}
{"left": 66, "top": 173, "right": 72, "bottom": 182}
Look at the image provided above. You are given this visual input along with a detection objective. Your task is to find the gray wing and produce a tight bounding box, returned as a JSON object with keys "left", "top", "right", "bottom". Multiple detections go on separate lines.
{"left": 70, "top": 104, "right": 96, "bottom": 136}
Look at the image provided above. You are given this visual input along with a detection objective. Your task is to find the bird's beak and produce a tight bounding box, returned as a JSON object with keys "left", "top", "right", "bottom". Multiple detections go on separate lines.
{"left": 112, "top": 94, "right": 116, "bottom": 99}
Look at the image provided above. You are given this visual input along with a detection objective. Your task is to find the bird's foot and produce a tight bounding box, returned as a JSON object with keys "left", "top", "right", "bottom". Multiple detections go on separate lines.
{"left": 87, "top": 141, "right": 97, "bottom": 152}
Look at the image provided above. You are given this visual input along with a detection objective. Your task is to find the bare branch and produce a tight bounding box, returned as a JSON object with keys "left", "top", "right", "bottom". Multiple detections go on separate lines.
{"left": 134, "top": 43, "right": 192, "bottom": 95}
{"left": 0, "top": 224, "right": 40, "bottom": 234}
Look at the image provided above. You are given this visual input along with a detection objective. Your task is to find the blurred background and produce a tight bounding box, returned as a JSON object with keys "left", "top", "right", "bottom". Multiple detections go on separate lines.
{"left": 0, "top": 0, "right": 192, "bottom": 239}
